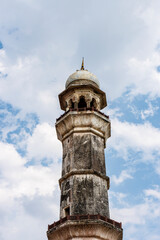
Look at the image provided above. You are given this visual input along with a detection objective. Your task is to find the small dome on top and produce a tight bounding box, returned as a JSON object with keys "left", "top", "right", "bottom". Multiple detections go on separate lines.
{"left": 65, "top": 70, "right": 100, "bottom": 89}
{"left": 65, "top": 58, "right": 100, "bottom": 89}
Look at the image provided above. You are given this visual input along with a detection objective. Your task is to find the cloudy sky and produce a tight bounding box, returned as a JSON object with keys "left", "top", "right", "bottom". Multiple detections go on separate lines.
{"left": 0, "top": 0, "right": 160, "bottom": 239}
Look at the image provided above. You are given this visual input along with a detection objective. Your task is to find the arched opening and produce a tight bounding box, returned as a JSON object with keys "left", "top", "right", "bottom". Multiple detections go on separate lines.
{"left": 90, "top": 98, "right": 97, "bottom": 109}
{"left": 78, "top": 96, "right": 87, "bottom": 109}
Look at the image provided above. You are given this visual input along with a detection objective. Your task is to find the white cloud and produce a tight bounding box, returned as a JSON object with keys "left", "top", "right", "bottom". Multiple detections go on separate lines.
{"left": 0, "top": 107, "right": 37, "bottom": 152}
{"left": 109, "top": 191, "right": 127, "bottom": 206}
{"left": 127, "top": 100, "right": 159, "bottom": 121}
{"left": 27, "top": 122, "right": 62, "bottom": 163}
{"left": 112, "top": 201, "right": 151, "bottom": 225}
{"left": 127, "top": 53, "right": 160, "bottom": 98}
{"left": 0, "top": 0, "right": 160, "bottom": 120}
{"left": 0, "top": 141, "right": 61, "bottom": 240}
{"left": 0, "top": 141, "right": 60, "bottom": 200}
{"left": 155, "top": 161, "right": 160, "bottom": 175}
{"left": 111, "top": 186, "right": 160, "bottom": 240}
{"left": 0, "top": 193, "right": 60, "bottom": 240}
{"left": 106, "top": 107, "right": 123, "bottom": 118}
{"left": 111, "top": 170, "right": 133, "bottom": 185}
{"left": 141, "top": 102, "right": 159, "bottom": 120}
{"left": 110, "top": 118, "right": 160, "bottom": 162}
{"left": 145, "top": 186, "right": 160, "bottom": 200}
{"left": 0, "top": 53, "right": 63, "bottom": 121}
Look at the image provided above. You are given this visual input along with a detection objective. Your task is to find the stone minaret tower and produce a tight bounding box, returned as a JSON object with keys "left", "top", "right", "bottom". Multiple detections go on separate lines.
{"left": 47, "top": 60, "right": 123, "bottom": 240}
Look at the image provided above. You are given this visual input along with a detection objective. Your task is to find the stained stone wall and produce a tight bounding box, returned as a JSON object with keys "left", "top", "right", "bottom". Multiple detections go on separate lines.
{"left": 60, "top": 174, "right": 109, "bottom": 218}
{"left": 62, "top": 133, "right": 106, "bottom": 177}
{"left": 60, "top": 132, "right": 110, "bottom": 218}
{"left": 72, "top": 174, "right": 109, "bottom": 217}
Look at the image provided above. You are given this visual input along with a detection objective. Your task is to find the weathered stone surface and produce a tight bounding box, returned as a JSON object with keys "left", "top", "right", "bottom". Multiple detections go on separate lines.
{"left": 56, "top": 105, "right": 111, "bottom": 219}
{"left": 47, "top": 220, "right": 123, "bottom": 240}
{"left": 60, "top": 174, "right": 109, "bottom": 218}
{"left": 56, "top": 110, "right": 111, "bottom": 142}
{"left": 59, "top": 127, "right": 110, "bottom": 218}
{"left": 61, "top": 133, "right": 106, "bottom": 176}
{"left": 72, "top": 174, "right": 109, "bottom": 217}
{"left": 65, "top": 70, "right": 100, "bottom": 89}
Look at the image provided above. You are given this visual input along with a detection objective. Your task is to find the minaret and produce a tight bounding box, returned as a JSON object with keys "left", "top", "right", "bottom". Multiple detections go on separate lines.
{"left": 47, "top": 61, "right": 123, "bottom": 240}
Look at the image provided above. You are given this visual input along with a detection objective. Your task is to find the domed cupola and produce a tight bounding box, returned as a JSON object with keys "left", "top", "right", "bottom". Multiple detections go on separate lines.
{"left": 65, "top": 59, "right": 100, "bottom": 89}
{"left": 59, "top": 59, "right": 107, "bottom": 111}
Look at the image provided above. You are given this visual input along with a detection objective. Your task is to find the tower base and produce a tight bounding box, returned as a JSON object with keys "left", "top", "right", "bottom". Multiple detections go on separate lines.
{"left": 47, "top": 215, "right": 123, "bottom": 240}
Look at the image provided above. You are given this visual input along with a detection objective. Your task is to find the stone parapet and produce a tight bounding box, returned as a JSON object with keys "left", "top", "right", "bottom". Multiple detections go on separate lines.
{"left": 47, "top": 215, "right": 123, "bottom": 240}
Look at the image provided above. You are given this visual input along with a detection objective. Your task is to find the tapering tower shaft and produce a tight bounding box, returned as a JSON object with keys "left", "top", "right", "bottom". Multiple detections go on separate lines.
{"left": 56, "top": 67, "right": 111, "bottom": 219}
{"left": 47, "top": 64, "right": 123, "bottom": 240}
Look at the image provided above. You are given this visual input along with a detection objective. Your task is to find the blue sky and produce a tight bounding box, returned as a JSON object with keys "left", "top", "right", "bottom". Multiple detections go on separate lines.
{"left": 0, "top": 1, "right": 160, "bottom": 240}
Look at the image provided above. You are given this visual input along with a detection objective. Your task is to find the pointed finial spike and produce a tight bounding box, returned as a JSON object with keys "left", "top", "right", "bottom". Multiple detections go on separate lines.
{"left": 81, "top": 57, "right": 85, "bottom": 70}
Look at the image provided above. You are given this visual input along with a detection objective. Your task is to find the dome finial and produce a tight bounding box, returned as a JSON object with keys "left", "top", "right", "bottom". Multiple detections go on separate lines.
{"left": 81, "top": 57, "right": 85, "bottom": 70}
